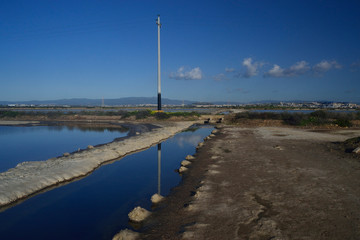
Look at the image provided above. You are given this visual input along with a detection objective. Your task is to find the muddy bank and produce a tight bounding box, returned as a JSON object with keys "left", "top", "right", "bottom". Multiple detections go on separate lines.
{"left": 142, "top": 126, "right": 360, "bottom": 239}
{"left": 0, "top": 121, "right": 196, "bottom": 208}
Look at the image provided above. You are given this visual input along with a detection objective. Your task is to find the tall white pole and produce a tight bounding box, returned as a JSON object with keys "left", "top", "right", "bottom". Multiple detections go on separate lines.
{"left": 156, "top": 15, "right": 161, "bottom": 111}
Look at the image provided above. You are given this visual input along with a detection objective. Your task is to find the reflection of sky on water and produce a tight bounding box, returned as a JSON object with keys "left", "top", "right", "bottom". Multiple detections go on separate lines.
{"left": 173, "top": 134, "right": 203, "bottom": 148}
{"left": 0, "top": 125, "right": 214, "bottom": 240}
{"left": 166, "top": 126, "right": 212, "bottom": 149}
{"left": 0, "top": 126, "right": 128, "bottom": 172}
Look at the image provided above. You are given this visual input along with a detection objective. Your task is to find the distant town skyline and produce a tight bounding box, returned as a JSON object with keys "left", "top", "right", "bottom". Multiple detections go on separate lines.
{"left": 1, "top": 0, "right": 359, "bottom": 103}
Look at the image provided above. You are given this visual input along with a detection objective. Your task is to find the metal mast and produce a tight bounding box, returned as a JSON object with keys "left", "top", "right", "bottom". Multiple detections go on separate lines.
{"left": 156, "top": 15, "right": 161, "bottom": 111}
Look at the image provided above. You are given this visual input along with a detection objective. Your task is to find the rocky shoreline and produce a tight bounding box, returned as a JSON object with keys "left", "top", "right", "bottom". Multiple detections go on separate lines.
{"left": 0, "top": 121, "right": 196, "bottom": 209}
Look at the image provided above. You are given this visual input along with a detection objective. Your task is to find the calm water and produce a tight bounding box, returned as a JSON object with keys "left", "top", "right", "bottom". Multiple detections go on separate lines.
{"left": 0, "top": 125, "right": 128, "bottom": 173}
{"left": 0, "top": 125, "right": 213, "bottom": 239}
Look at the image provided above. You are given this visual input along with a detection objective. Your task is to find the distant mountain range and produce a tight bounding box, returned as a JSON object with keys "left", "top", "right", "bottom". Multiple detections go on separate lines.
{"left": 0, "top": 97, "right": 197, "bottom": 106}
{"left": 0, "top": 97, "right": 358, "bottom": 107}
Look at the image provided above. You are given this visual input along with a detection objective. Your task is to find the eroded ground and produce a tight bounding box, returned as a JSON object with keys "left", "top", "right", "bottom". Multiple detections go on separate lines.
{"left": 143, "top": 126, "right": 360, "bottom": 240}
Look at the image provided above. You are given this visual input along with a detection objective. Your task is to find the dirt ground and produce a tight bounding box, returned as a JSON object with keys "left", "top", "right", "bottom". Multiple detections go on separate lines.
{"left": 142, "top": 125, "right": 360, "bottom": 240}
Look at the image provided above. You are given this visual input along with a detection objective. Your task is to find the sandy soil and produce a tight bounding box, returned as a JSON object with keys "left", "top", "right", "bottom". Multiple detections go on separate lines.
{"left": 142, "top": 126, "right": 360, "bottom": 240}
{"left": 0, "top": 120, "right": 41, "bottom": 125}
{"left": 0, "top": 121, "right": 196, "bottom": 209}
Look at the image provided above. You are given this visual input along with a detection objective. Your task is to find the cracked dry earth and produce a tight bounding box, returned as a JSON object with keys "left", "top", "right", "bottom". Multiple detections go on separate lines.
{"left": 143, "top": 126, "right": 360, "bottom": 240}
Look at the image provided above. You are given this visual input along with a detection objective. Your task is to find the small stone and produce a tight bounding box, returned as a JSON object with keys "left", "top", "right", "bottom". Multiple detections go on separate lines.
{"left": 181, "top": 160, "right": 192, "bottom": 166}
{"left": 151, "top": 193, "right": 164, "bottom": 204}
{"left": 212, "top": 129, "right": 219, "bottom": 134}
{"left": 112, "top": 229, "right": 139, "bottom": 240}
{"left": 87, "top": 145, "right": 94, "bottom": 149}
{"left": 353, "top": 147, "right": 360, "bottom": 154}
{"left": 274, "top": 145, "right": 283, "bottom": 150}
{"left": 209, "top": 134, "right": 215, "bottom": 137}
{"left": 182, "top": 231, "right": 195, "bottom": 239}
{"left": 63, "top": 152, "right": 70, "bottom": 157}
{"left": 196, "top": 142, "right": 204, "bottom": 149}
{"left": 179, "top": 166, "right": 188, "bottom": 173}
{"left": 128, "top": 206, "right": 151, "bottom": 222}
{"left": 185, "top": 155, "right": 195, "bottom": 160}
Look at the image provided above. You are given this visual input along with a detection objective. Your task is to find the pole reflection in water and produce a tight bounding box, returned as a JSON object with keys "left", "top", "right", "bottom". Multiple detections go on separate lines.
{"left": 157, "top": 143, "right": 161, "bottom": 195}
{"left": 0, "top": 126, "right": 214, "bottom": 239}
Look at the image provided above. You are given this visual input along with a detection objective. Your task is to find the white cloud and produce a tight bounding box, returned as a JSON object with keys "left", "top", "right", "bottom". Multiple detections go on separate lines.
{"left": 313, "top": 60, "right": 342, "bottom": 73}
{"left": 242, "top": 58, "right": 262, "bottom": 78}
{"left": 265, "top": 64, "right": 285, "bottom": 77}
{"left": 169, "top": 67, "right": 203, "bottom": 80}
{"left": 264, "top": 61, "right": 310, "bottom": 77}
{"left": 288, "top": 61, "right": 310, "bottom": 75}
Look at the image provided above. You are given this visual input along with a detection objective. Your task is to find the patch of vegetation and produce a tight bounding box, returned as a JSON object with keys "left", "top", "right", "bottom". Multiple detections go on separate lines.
{"left": 0, "top": 110, "right": 24, "bottom": 118}
{"left": 153, "top": 112, "right": 170, "bottom": 120}
{"left": 333, "top": 118, "right": 352, "bottom": 127}
{"left": 167, "top": 111, "right": 200, "bottom": 117}
{"left": 230, "top": 110, "right": 359, "bottom": 127}
{"left": 0, "top": 109, "right": 202, "bottom": 121}
{"left": 123, "top": 110, "right": 152, "bottom": 119}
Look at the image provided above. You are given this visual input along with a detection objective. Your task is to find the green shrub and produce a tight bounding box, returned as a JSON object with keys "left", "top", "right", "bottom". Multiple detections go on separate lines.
{"left": 154, "top": 112, "right": 170, "bottom": 120}
{"left": 123, "top": 110, "right": 152, "bottom": 119}
{"left": 168, "top": 111, "right": 200, "bottom": 117}
{"left": 281, "top": 113, "right": 305, "bottom": 125}
{"left": 333, "top": 118, "right": 352, "bottom": 127}
{"left": 310, "top": 110, "right": 329, "bottom": 119}
{"left": 0, "top": 110, "right": 23, "bottom": 118}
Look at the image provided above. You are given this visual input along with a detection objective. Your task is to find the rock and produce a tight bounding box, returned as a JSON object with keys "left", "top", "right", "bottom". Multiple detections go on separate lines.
{"left": 87, "top": 145, "right": 94, "bottom": 149}
{"left": 182, "top": 231, "right": 195, "bottom": 239}
{"left": 181, "top": 160, "right": 192, "bottom": 166}
{"left": 63, "top": 152, "right": 70, "bottom": 157}
{"left": 210, "top": 134, "right": 215, "bottom": 137}
{"left": 128, "top": 206, "right": 151, "bottom": 222}
{"left": 212, "top": 129, "right": 219, "bottom": 134}
{"left": 196, "top": 142, "right": 204, "bottom": 149}
{"left": 185, "top": 155, "right": 195, "bottom": 160}
{"left": 274, "top": 145, "right": 283, "bottom": 150}
{"left": 151, "top": 193, "right": 164, "bottom": 204}
{"left": 353, "top": 147, "right": 360, "bottom": 154}
{"left": 112, "top": 229, "right": 140, "bottom": 240}
{"left": 179, "top": 166, "right": 188, "bottom": 173}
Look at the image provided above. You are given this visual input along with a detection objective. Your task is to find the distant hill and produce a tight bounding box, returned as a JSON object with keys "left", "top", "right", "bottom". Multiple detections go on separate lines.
{"left": 0, "top": 98, "right": 358, "bottom": 107}
{"left": 0, "top": 97, "right": 195, "bottom": 106}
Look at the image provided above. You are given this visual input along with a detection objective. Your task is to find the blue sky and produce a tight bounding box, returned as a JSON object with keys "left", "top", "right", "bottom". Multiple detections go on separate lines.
{"left": 1, "top": 0, "right": 360, "bottom": 103}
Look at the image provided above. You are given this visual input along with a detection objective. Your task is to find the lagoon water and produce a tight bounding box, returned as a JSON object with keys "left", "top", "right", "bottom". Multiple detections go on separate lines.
{"left": 0, "top": 125, "right": 128, "bottom": 173}
{"left": 0, "top": 125, "right": 213, "bottom": 239}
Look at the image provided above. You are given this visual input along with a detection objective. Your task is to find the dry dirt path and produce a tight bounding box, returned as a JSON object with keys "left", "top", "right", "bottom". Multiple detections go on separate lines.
{"left": 143, "top": 126, "right": 360, "bottom": 240}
